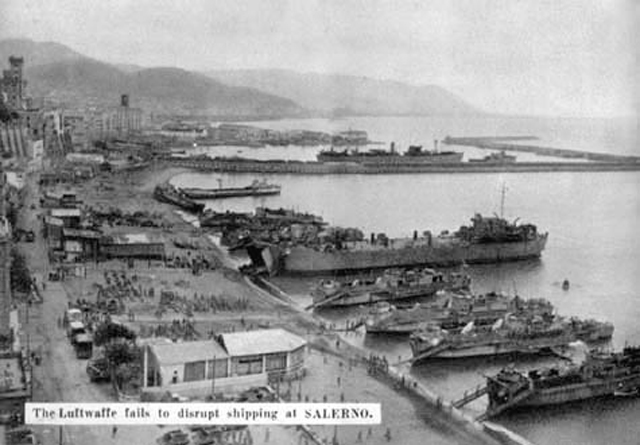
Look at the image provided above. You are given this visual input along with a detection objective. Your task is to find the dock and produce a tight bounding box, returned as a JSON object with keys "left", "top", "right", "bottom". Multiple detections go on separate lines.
{"left": 164, "top": 155, "right": 640, "bottom": 175}
{"left": 442, "top": 136, "right": 640, "bottom": 163}
{"left": 251, "top": 275, "right": 537, "bottom": 445}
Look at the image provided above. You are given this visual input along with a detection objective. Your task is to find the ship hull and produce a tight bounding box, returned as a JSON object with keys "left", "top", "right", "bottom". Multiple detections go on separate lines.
{"left": 411, "top": 328, "right": 613, "bottom": 361}
{"left": 153, "top": 187, "right": 204, "bottom": 213}
{"left": 317, "top": 152, "right": 463, "bottom": 164}
{"left": 313, "top": 282, "right": 463, "bottom": 308}
{"left": 516, "top": 375, "right": 640, "bottom": 407}
{"left": 276, "top": 236, "right": 548, "bottom": 275}
{"left": 181, "top": 187, "right": 281, "bottom": 199}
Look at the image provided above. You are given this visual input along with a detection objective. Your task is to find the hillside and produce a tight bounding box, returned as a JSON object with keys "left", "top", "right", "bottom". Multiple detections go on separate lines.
{"left": 205, "top": 69, "right": 481, "bottom": 116}
{"left": 2, "top": 39, "right": 304, "bottom": 117}
{"left": 1, "top": 38, "right": 480, "bottom": 118}
{"left": 0, "top": 38, "right": 84, "bottom": 67}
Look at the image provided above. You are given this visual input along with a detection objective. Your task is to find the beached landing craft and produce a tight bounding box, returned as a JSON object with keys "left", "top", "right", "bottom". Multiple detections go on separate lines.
{"left": 153, "top": 183, "right": 205, "bottom": 214}
{"left": 473, "top": 346, "right": 640, "bottom": 419}
{"left": 246, "top": 213, "right": 548, "bottom": 276}
{"left": 409, "top": 315, "right": 613, "bottom": 362}
{"left": 308, "top": 268, "right": 471, "bottom": 309}
{"left": 365, "top": 292, "right": 554, "bottom": 335}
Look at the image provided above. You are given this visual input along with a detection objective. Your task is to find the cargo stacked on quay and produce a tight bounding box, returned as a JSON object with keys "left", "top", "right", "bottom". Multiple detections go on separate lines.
{"left": 200, "top": 206, "right": 327, "bottom": 247}
{"left": 244, "top": 213, "right": 548, "bottom": 276}
{"left": 309, "top": 268, "right": 471, "bottom": 309}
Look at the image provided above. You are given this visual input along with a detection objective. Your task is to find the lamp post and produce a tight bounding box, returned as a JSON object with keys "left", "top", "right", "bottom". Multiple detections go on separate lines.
{"left": 210, "top": 354, "right": 216, "bottom": 400}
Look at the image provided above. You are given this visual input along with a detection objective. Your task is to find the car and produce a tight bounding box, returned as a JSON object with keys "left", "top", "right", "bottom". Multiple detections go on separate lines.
{"left": 86, "top": 356, "right": 110, "bottom": 382}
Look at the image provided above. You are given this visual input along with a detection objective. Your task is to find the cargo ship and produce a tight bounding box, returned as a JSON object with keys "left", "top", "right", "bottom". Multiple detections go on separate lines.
{"left": 245, "top": 213, "right": 548, "bottom": 276}
{"left": 309, "top": 268, "right": 471, "bottom": 309}
{"left": 365, "top": 292, "right": 553, "bottom": 335}
{"left": 180, "top": 179, "right": 281, "bottom": 200}
{"left": 153, "top": 183, "right": 205, "bottom": 214}
{"left": 409, "top": 315, "right": 613, "bottom": 362}
{"left": 481, "top": 346, "right": 640, "bottom": 419}
{"left": 317, "top": 142, "right": 463, "bottom": 164}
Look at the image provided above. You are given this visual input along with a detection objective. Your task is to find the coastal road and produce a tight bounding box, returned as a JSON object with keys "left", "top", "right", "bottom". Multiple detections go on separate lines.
{"left": 17, "top": 172, "right": 165, "bottom": 445}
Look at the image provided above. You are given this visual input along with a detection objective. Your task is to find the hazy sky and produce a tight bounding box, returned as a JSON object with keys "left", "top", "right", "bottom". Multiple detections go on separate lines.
{"left": 1, "top": 0, "right": 637, "bottom": 117}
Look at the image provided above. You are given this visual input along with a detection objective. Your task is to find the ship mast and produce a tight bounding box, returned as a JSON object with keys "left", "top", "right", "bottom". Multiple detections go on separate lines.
{"left": 500, "top": 182, "right": 508, "bottom": 219}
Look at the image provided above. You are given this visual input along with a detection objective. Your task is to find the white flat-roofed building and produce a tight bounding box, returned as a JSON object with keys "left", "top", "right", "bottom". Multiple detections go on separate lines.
{"left": 144, "top": 329, "right": 307, "bottom": 398}
{"left": 219, "top": 328, "right": 307, "bottom": 380}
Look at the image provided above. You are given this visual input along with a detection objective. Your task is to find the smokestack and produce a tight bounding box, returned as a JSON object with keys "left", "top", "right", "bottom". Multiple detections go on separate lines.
{"left": 121, "top": 94, "right": 130, "bottom": 108}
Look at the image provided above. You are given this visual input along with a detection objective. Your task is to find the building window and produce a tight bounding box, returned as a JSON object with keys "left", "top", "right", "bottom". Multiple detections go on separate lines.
{"left": 184, "top": 361, "right": 206, "bottom": 382}
{"left": 235, "top": 356, "right": 263, "bottom": 376}
{"left": 206, "top": 359, "right": 228, "bottom": 379}
{"left": 290, "top": 347, "right": 305, "bottom": 366}
{"left": 265, "top": 353, "right": 286, "bottom": 371}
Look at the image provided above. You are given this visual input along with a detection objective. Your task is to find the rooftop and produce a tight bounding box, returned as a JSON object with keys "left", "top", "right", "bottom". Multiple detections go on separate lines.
{"left": 108, "top": 233, "right": 163, "bottom": 245}
{"left": 0, "top": 353, "right": 26, "bottom": 393}
{"left": 220, "top": 328, "right": 306, "bottom": 357}
{"left": 50, "top": 208, "right": 82, "bottom": 218}
{"left": 44, "top": 216, "right": 64, "bottom": 226}
{"left": 63, "top": 228, "right": 102, "bottom": 239}
{"left": 151, "top": 339, "right": 229, "bottom": 365}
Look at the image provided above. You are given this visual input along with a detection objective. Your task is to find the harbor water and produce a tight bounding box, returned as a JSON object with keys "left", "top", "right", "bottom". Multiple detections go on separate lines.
{"left": 172, "top": 115, "right": 640, "bottom": 445}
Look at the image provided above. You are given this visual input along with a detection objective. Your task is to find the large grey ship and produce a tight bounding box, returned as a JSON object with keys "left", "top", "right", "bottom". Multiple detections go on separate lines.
{"left": 246, "top": 213, "right": 548, "bottom": 275}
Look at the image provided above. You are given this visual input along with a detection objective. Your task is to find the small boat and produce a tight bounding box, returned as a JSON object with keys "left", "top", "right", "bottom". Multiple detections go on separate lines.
{"left": 562, "top": 279, "right": 570, "bottom": 290}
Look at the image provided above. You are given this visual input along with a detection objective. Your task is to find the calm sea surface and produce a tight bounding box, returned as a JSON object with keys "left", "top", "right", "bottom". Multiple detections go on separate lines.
{"left": 172, "top": 115, "right": 640, "bottom": 445}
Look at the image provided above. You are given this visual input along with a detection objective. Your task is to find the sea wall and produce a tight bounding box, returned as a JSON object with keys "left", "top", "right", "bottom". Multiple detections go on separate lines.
{"left": 442, "top": 136, "right": 640, "bottom": 163}
{"left": 163, "top": 156, "right": 640, "bottom": 174}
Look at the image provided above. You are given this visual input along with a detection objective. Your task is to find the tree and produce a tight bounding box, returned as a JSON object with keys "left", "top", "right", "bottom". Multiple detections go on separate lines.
{"left": 10, "top": 248, "right": 31, "bottom": 294}
{"left": 93, "top": 322, "right": 136, "bottom": 347}
{"left": 104, "top": 340, "right": 140, "bottom": 368}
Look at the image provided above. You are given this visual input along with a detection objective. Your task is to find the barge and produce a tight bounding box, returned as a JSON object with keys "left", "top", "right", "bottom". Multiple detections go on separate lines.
{"left": 180, "top": 179, "right": 281, "bottom": 200}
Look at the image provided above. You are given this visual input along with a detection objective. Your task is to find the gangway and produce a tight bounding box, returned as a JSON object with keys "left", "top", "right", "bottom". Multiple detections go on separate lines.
{"left": 476, "top": 387, "right": 535, "bottom": 421}
{"left": 452, "top": 385, "right": 488, "bottom": 408}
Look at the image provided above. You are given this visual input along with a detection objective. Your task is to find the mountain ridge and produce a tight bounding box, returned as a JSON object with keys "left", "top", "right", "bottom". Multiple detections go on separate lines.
{"left": 1, "top": 38, "right": 481, "bottom": 118}
{"left": 205, "top": 68, "right": 481, "bottom": 116}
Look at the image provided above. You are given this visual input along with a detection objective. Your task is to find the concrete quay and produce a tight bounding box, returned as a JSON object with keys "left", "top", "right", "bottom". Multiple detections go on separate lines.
{"left": 164, "top": 156, "right": 640, "bottom": 174}
{"left": 442, "top": 136, "right": 640, "bottom": 163}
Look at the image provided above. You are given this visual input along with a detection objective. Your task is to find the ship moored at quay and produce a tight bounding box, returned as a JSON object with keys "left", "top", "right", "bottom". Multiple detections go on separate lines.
{"left": 309, "top": 268, "right": 471, "bottom": 309}
{"left": 409, "top": 315, "right": 614, "bottom": 362}
{"left": 153, "top": 182, "right": 205, "bottom": 214}
{"left": 478, "top": 346, "right": 640, "bottom": 419}
{"left": 245, "top": 213, "right": 548, "bottom": 276}
{"left": 365, "top": 292, "right": 554, "bottom": 335}
{"left": 180, "top": 179, "right": 281, "bottom": 200}
{"left": 317, "top": 142, "right": 464, "bottom": 164}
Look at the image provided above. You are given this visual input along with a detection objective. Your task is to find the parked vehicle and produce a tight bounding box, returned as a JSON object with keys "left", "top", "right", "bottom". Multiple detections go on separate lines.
{"left": 86, "top": 356, "right": 110, "bottom": 382}
{"left": 73, "top": 334, "right": 93, "bottom": 359}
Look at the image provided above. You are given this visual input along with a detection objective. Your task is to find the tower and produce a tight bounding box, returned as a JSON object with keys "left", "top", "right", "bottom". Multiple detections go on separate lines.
{"left": 1, "top": 56, "right": 26, "bottom": 110}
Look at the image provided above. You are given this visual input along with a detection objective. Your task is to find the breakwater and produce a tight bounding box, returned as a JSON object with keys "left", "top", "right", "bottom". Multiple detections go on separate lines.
{"left": 442, "top": 136, "right": 640, "bottom": 163}
{"left": 163, "top": 156, "right": 640, "bottom": 174}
